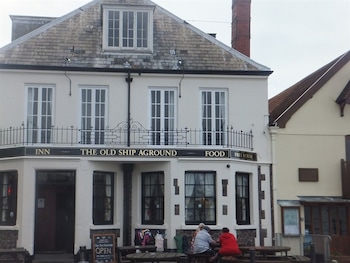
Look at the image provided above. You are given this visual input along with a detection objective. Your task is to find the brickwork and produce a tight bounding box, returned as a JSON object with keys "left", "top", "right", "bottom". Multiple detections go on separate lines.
{"left": 0, "top": 230, "right": 18, "bottom": 249}
{"left": 236, "top": 229, "right": 256, "bottom": 245}
{"left": 231, "top": 0, "right": 251, "bottom": 57}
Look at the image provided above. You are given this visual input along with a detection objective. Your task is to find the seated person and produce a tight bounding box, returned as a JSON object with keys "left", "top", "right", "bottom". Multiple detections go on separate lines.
{"left": 211, "top": 227, "right": 241, "bottom": 262}
{"left": 193, "top": 225, "right": 218, "bottom": 262}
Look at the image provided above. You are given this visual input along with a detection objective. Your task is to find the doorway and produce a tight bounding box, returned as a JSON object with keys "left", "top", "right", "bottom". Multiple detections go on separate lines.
{"left": 34, "top": 170, "right": 75, "bottom": 254}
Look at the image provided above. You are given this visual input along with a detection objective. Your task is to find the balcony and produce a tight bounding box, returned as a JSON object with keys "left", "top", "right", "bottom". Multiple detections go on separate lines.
{"left": 0, "top": 122, "right": 253, "bottom": 150}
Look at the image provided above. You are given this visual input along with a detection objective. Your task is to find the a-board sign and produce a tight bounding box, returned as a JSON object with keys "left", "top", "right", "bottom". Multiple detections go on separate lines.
{"left": 92, "top": 233, "right": 116, "bottom": 263}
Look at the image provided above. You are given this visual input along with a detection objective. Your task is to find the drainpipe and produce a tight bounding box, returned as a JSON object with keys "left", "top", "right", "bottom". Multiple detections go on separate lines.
{"left": 125, "top": 72, "right": 133, "bottom": 147}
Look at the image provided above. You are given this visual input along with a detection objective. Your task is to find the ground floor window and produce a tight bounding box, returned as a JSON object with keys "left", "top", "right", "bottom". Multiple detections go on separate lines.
{"left": 93, "top": 171, "right": 114, "bottom": 225}
{"left": 304, "top": 205, "right": 349, "bottom": 236}
{"left": 0, "top": 171, "right": 17, "bottom": 226}
{"left": 236, "top": 172, "right": 250, "bottom": 225}
{"left": 142, "top": 172, "right": 164, "bottom": 224}
{"left": 185, "top": 171, "right": 216, "bottom": 225}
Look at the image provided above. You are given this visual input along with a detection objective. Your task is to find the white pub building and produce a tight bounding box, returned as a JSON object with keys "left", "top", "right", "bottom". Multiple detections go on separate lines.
{"left": 0, "top": 0, "right": 273, "bottom": 260}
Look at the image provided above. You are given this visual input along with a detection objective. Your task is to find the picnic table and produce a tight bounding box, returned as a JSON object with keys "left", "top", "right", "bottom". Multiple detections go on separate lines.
{"left": 126, "top": 251, "right": 187, "bottom": 263}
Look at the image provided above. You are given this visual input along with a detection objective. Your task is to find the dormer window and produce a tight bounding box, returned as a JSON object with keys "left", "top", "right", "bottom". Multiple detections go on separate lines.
{"left": 103, "top": 6, "right": 153, "bottom": 52}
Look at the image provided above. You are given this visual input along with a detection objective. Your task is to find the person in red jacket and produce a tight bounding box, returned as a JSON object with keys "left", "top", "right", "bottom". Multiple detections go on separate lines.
{"left": 218, "top": 227, "right": 241, "bottom": 256}
{"left": 210, "top": 227, "right": 241, "bottom": 262}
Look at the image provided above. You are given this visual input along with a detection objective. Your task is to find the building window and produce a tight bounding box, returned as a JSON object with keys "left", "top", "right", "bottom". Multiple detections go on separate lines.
{"left": 142, "top": 172, "right": 164, "bottom": 225}
{"left": 26, "top": 85, "right": 53, "bottom": 143}
{"left": 201, "top": 90, "right": 226, "bottom": 146}
{"left": 93, "top": 171, "right": 114, "bottom": 225}
{"left": 236, "top": 172, "right": 250, "bottom": 225}
{"left": 305, "top": 205, "right": 349, "bottom": 236}
{"left": 0, "top": 171, "right": 17, "bottom": 226}
{"left": 103, "top": 7, "right": 153, "bottom": 51}
{"left": 80, "top": 87, "right": 107, "bottom": 144}
{"left": 150, "top": 89, "right": 176, "bottom": 145}
{"left": 185, "top": 171, "right": 216, "bottom": 225}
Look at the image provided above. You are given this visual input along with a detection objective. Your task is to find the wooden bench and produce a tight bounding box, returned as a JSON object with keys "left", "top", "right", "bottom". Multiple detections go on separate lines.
{"left": 289, "top": 256, "right": 311, "bottom": 262}
{"left": 116, "top": 245, "right": 157, "bottom": 263}
{"left": 186, "top": 252, "right": 213, "bottom": 263}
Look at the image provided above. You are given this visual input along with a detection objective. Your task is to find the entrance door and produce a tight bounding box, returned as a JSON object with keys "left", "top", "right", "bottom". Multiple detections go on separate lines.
{"left": 34, "top": 171, "right": 75, "bottom": 254}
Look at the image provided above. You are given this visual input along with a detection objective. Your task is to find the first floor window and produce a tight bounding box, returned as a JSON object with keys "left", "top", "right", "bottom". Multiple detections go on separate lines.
{"left": 201, "top": 90, "right": 226, "bottom": 146}
{"left": 185, "top": 171, "right": 216, "bottom": 225}
{"left": 150, "top": 89, "right": 176, "bottom": 145}
{"left": 26, "top": 85, "right": 53, "bottom": 143}
{"left": 80, "top": 87, "right": 107, "bottom": 144}
{"left": 142, "top": 172, "right": 164, "bottom": 224}
{"left": 236, "top": 172, "right": 250, "bottom": 225}
{"left": 0, "top": 171, "right": 17, "bottom": 226}
{"left": 93, "top": 171, "right": 114, "bottom": 225}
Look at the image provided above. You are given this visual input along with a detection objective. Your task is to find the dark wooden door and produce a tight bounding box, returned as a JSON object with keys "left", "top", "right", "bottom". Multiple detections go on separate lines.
{"left": 35, "top": 184, "right": 75, "bottom": 253}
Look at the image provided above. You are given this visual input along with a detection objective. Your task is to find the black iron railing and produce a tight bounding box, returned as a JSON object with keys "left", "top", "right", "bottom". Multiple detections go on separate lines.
{"left": 0, "top": 122, "right": 253, "bottom": 150}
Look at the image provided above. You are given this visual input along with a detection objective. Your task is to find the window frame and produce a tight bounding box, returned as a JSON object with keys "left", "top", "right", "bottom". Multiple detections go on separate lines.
{"left": 141, "top": 172, "right": 164, "bottom": 225}
{"left": 201, "top": 89, "right": 227, "bottom": 146}
{"left": 26, "top": 84, "right": 54, "bottom": 144}
{"left": 0, "top": 171, "right": 18, "bottom": 226}
{"left": 304, "top": 205, "right": 349, "bottom": 236}
{"left": 102, "top": 6, "right": 153, "bottom": 52}
{"left": 149, "top": 88, "right": 177, "bottom": 145}
{"left": 93, "top": 171, "right": 114, "bottom": 225}
{"left": 80, "top": 86, "right": 108, "bottom": 145}
{"left": 236, "top": 172, "right": 251, "bottom": 225}
{"left": 185, "top": 171, "right": 216, "bottom": 225}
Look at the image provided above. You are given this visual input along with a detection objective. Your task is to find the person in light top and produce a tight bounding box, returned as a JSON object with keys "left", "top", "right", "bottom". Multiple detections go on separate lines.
{"left": 193, "top": 225, "right": 218, "bottom": 262}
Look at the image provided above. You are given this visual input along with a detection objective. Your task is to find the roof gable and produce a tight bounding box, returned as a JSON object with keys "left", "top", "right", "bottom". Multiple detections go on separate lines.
{"left": 0, "top": 0, "right": 270, "bottom": 74}
{"left": 269, "top": 51, "right": 350, "bottom": 128}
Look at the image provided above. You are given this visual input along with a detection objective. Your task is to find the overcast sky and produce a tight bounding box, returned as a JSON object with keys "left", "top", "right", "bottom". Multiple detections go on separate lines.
{"left": 0, "top": 0, "right": 349, "bottom": 98}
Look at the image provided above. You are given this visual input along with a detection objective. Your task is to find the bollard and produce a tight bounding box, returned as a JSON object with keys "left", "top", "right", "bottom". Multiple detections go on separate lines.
{"left": 249, "top": 248, "right": 256, "bottom": 263}
{"left": 310, "top": 243, "right": 316, "bottom": 263}
{"left": 78, "top": 246, "right": 88, "bottom": 263}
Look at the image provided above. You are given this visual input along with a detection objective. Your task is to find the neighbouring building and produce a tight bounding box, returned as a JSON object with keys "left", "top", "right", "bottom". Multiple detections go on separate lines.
{"left": 269, "top": 51, "right": 350, "bottom": 260}
{"left": 0, "top": 0, "right": 273, "bottom": 259}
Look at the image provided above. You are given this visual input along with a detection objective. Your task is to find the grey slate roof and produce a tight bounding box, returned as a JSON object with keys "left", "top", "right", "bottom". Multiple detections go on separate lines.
{"left": 0, "top": 0, "right": 270, "bottom": 73}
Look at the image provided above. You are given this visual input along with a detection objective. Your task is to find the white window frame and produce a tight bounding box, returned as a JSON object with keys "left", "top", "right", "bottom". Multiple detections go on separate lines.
{"left": 201, "top": 89, "right": 227, "bottom": 146}
{"left": 26, "top": 84, "right": 55, "bottom": 144}
{"left": 102, "top": 6, "right": 153, "bottom": 51}
{"left": 80, "top": 86, "right": 108, "bottom": 145}
{"left": 149, "top": 87, "right": 177, "bottom": 145}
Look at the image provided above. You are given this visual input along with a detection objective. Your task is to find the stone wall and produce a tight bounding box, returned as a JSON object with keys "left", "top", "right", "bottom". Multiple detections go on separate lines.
{"left": 0, "top": 230, "right": 18, "bottom": 249}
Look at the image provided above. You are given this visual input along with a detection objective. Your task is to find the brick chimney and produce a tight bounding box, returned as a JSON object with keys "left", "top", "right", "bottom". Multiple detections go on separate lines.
{"left": 231, "top": 0, "right": 251, "bottom": 57}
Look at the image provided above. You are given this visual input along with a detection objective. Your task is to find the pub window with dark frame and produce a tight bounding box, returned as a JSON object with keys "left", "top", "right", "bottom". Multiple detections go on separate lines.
{"left": 0, "top": 171, "right": 17, "bottom": 226}
{"left": 142, "top": 172, "right": 164, "bottom": 225}
{"left": 185, "top": 171, "right": 216, "bottom": 225}
{"left": 93, "top": 171, "right": 114, "bottom": 225}
{"left": 236, "top": 172, "right": 250, "bottom": 225}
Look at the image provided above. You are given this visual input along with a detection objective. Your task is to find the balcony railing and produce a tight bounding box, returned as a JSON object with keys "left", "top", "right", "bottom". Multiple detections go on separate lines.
{"left": 0, "top": 122, "right": 254, "bottom": 150}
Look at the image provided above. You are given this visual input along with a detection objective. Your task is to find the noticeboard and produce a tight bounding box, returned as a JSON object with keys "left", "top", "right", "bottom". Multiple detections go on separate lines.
{"left": 92, "top": 233, "right": 116, "bottom": 263}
